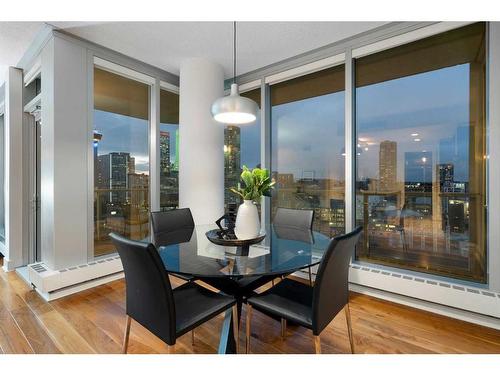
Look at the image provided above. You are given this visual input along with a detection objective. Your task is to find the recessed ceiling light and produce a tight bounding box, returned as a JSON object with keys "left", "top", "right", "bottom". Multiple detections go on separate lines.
{"left": 411, "top": 133, "right": 419, "bottom": 137}
{"left": 414, "top": 138, "right": 421, "bottom": 142}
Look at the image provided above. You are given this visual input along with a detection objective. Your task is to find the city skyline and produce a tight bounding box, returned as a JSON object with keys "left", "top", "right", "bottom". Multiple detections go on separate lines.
{"left": 94, "top": 64, "right": 471, "bottom": 186}
{"left": 94, "top": 109, "right": 179, "bottom": 175}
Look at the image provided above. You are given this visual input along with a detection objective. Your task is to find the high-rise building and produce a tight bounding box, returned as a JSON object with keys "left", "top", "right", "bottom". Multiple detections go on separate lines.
{"left": 128, "top": 156, "right": 135, "bottom": 175}
{"left": 96, "top": 152, "right": 131, "bottom": 203}
{"left": 379, "top": 140, "right": 397, "bottom": 191}
{"left": 224, "top": 126, "right": 241, "bottom": 207}
{"left": 173, "top": 128, "right": 179, "bottom": 172}
{"left": 160, "top": 131, "right": 171, "bottom": 177}
{"left": 330, "top": 199, "right": 345, "bottom": 231}
{"left": 437, "top": 163, "right": 454, "bottom": 192}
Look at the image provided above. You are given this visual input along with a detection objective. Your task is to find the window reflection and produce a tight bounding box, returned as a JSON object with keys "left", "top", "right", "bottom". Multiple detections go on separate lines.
{"left": 160, "top": 89, "right": 179, "bottom": 211}
{"left": 93, "top": 67, "right": 150, "bottom": 257}
{"left": 355, "top": 23, "right": 486, "bottom": 283}
{"left": 270, "top": 65, "right": 346, "bottom": 237}
{"left": 224, "top": 89, "right": 261, "bottom": 210}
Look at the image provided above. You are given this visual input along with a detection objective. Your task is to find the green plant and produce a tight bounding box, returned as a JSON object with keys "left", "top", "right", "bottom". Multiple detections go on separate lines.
{"left": 230, "top": 166, "right": 275, "bottom": 201}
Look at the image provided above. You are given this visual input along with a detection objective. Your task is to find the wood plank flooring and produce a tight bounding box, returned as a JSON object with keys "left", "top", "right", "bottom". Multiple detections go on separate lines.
{"left": 1, "top": 258, "right": 500, "bottom": 354}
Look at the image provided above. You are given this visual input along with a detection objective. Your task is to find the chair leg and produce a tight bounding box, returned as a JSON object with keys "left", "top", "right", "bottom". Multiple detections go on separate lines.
{"left": 308, "top": 267, "right": 313, "bottom": 286}
{"left": 313, "top": 335, "right": 321, "bottom": 354}
{"left": 245, "top": 305, "right": 253, "bottom": 354}
{"left": 122, "top": 315, "right": 131, "bottom": 354}
{"left": 168, "top": 344, "right": 176, "bottom": 354}
{"left": 232, "top": 305, "right": 239, "bottom": 354}
{"left": 281, "top": 318, "right": 287, "bottom": 339}
{"left": 191, "top": 329, "right": 195, "bottom": 346}
{"left": 344, "top": 304, "right": 355, "bottom": 354}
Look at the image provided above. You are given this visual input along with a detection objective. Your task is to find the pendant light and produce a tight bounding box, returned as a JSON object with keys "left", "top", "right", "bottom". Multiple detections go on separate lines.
{"left": 211, "top": 21, "right": 259, "bottom": 125}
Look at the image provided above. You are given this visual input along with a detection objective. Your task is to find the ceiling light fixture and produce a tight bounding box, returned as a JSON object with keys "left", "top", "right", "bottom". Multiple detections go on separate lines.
{"left": 211, "top": 21, "right": 258, "bottom": 125}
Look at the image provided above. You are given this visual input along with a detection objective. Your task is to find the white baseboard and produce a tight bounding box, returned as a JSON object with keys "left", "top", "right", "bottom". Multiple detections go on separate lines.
{"left": 2, "top": 257, "right": 17, "bottom": 272}
{"left": 35, "top": 272, "right": 124, "bottom": 301}
{"left": 28, "top": 255, "right": 124, "bottom": 301}
{"left": 349, "top": 283, "right": 500, "bottom": 331}
{"left": 293, "top": 264, "right": 500, "bottom": 330}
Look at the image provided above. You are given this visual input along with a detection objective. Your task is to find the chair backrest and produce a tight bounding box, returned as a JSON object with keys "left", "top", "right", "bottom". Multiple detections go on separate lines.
{"left": 311, "top": 226, "right": 363, "bottom": 335}
{"left": 110, "top": 233, "right": 177, "bottom": 345}
{"left": 151, "top": 208, "right": 195, "bottom": 247}
{"left": 273, "top": 207, "right": 314, "bottom": 230}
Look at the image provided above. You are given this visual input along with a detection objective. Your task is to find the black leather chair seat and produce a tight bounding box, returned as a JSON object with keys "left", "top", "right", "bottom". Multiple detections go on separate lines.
{"left": 174, "top": 282, "right": 235, "bottom": 337}
{"left": 247, "top": 278, "right": 313, "bottom": 329}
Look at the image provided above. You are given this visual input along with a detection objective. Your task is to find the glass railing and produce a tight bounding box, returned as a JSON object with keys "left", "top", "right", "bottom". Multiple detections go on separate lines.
{"left": 355, "top": 190, "right": 485, "bottom": 282}
{"left": 94, "top": 186, "right": 179, "bottom": 257}
{"left": 94, "top": 187, "right": 150, "bottom": 257}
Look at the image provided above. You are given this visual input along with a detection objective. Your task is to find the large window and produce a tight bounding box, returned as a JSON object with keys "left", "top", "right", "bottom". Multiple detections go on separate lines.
{"left": 355, "top": 23, "right": 486, "bottom": 283}
{"left": 270, "top": 65, "right": 346, "bottom": 236}
{"left": 93, "top": 67, "right": 150, "bottom": 257}
{"left": 0, "top": 113, "right": 4, "bottom": 245}
{"left": 160, "top": 89, "right": 180, "bottom": 210}
{"left": 224, "top": 88, "right": 261, "bottom": 209}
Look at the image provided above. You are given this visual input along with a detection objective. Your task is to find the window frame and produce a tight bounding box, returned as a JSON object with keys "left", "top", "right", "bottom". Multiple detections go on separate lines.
{"left": 158, "top": 83, "right": 180, "bottom": 211}
{"left": 254, "top": 22, "right": 492, "bottom": 293}
{"left": 89, "top": 56, "right": 158, "bottom": 260}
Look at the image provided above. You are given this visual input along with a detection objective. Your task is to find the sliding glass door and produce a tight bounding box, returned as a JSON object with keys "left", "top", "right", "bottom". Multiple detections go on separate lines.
{"left": 354, "top": 23, "right": 487, "bottom": 283}
{"left": 93, "top": 67, "right": 150, "bottom": 257}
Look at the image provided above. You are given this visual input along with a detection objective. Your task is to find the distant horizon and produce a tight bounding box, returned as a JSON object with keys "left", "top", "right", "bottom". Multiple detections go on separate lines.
{"left": 94, "top": 64, "right": 471, "bottom": 184}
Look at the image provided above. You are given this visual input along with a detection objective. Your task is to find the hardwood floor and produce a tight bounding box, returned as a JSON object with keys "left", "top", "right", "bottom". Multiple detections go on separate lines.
{"left": 1, "top": 258, "right": 500, "bottom": 354}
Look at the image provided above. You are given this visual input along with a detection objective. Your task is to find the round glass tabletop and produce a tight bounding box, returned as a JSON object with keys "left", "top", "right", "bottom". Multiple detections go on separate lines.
{"left": 158, "top": 224, "right": 331, "bottom": 278}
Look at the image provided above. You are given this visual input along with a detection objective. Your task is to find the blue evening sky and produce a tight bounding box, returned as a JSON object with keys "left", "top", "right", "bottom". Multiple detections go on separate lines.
{"left": 94, "top": 63, "right": 471, "bottom": 183}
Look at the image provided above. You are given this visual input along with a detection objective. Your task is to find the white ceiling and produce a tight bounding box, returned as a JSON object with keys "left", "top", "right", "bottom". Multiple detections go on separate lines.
{"left": 51, "top": 22, "right": 388, "bottom": 78}
{"left": 0, "top": 21, "right": 388, "bottom": 86}
{"left": 0, "top": 22, "right": 45, "bottom": 85}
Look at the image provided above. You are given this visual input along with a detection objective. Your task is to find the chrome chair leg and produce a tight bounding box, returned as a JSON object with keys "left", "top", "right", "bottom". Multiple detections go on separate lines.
{"left": 246, "top": 305, "right": 253, "bottom": 354}
{"left": 344, "top": 304, "right": 355, "bottom": 354}
{"left": 122, "top": 315, "right": 131, "bottom": 354}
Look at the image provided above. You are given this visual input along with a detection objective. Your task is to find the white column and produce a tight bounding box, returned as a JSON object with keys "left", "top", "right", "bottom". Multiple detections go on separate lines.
{"left": 2, "top": 67, "right": 25, "bottom": 271}
{"left": 40, "top": 36, "right": 89, "bottom": 269}
{"left": 179, "top": 58, "right": 224, "bottom": 225}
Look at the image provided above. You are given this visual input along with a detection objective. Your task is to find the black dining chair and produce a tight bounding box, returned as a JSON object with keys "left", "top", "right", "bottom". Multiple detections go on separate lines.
{"left": 110, "top": 233, "right": 239, "bottom": 354}
{"left": 273, "top": 207, "right": 315, "bottom": 285}
{"left": 151, "top": 208, "right": 196, "bottom": 282}
{"left": 245, "top": 226, "right": 363, "bottom": 354}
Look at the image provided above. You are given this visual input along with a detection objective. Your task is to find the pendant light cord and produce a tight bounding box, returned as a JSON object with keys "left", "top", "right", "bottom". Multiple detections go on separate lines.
{"left": 233, "top": 21, "right": 236, "bottom": 85}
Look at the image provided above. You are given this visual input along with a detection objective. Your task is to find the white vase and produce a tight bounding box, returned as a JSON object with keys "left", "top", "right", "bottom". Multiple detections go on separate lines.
{"left": 234, "top": 200, "right": 260, "bottom": 240}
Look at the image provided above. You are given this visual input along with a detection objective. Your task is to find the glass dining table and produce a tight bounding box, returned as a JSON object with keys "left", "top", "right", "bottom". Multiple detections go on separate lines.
{"left": 157, "top": 224, "right": 331, "bottom": 353}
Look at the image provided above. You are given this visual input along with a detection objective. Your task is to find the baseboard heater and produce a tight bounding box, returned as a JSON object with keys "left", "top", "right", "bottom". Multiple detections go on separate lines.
{"left": 28, "top": 256, "right": 124, "bottom": 301}
{"left": 294, "top": 263, "right": 500, "bottom": 330}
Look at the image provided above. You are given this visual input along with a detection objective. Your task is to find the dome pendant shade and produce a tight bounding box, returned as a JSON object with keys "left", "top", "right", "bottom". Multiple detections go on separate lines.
{"left": 211, "top": 83, "right": 258, "bottom": 125}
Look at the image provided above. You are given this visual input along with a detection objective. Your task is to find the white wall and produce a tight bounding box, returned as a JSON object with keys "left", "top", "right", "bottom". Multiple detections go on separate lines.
{"left": 179, "top": 58, "right": 224, "bottom": 225}
{"left": 3, "top": 67, "right": 25, "bottom": 271}
{"left": 40, "top": 36, "right": 89, "bottom": 269}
